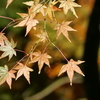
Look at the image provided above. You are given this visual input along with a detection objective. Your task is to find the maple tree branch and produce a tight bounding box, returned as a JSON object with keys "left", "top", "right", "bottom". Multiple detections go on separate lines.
{"left": 0, "top": 16, "right": 15, "bottom": 21}
{"left": 0, "top": 18, "right": 23, "bottom": 33}
{"left": 23, "top": 76, "right": 83, "bottom": 100}
{"left": 0, "top": 20, "right": 15, "bottom": 33}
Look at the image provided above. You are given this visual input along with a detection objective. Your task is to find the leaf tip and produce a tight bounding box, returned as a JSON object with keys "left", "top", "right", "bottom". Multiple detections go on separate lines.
{"left": 70, "top": 82, "right": 72, "bottom": 86}
{"left": 38, "top": 70, "right": 41, "bottom": 74}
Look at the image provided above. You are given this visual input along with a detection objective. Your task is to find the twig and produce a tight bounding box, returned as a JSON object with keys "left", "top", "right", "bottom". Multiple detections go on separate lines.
{"left": 23, "top": 76, "right": 83, "bottom": 100}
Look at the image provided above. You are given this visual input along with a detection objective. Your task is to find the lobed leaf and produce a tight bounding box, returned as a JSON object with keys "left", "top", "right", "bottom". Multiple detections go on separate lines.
{"left": 58, "top": 59, "right": 85, "bottom": 85}
{"left": 14, "top": 63, "right": 33, "bottom": 84}
{"left": 30, "top": 51, "right": 51, "bottom": 74}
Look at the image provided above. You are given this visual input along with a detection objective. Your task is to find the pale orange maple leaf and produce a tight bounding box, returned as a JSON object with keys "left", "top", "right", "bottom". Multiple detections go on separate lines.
{"left": 59, "top": 0, "right": 81, "bottom": 18}
{"left": 6, "top": 70, "right": 16, "bottom": 89}
{"left": 6, "top": 0, "right": 13, "bottom": 8}
{"left": 45, "top": 0, "right": 58, "bottom": 20}
{"left": 58, "top": 59, "right": 85, "bottom": 85}
{"left": 14, "top": 8, "right": 39, "bottom": 36}
{"left": 30, "top": 51, "right": 51, "bottom": 74}
{"left": 0, "top": 33, "right": 7, "bottom": 46}
{"left": 23, "top": 1, "right": 47, "bottom": 16}
{"left": 54, "top": 21, "right": 76, "bottom": 42}
{"left": 13, "top": 63, "right": 33, "bottom": 84}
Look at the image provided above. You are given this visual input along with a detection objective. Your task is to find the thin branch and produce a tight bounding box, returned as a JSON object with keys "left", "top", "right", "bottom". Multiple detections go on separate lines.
{"left": 23, "top": 76, "right": 83, "bottom": 100}
{"left": 51, "top": 43, "right": 69, "bottom": 62}
{"left": 15, "top": 49, "right": 28, "bottom": 55}
{"left": 0, "top": 16, "right": 15, "bottom": 21}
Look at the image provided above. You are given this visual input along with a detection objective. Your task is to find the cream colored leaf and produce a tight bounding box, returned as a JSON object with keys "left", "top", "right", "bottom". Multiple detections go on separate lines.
{"left": 36, "top": 30, "right": 47, "bottom": 43}
{"left": 0, "top": 65, "right": 8, "bottom": 85}
{"left": 33, "top": 3, "right": 47, "bottom": 16}
{"left": 30, "top": 51, "right": 51, "bottom": 74}
{"left": 46, "top": 6, "right": 53, "bottom": 20}
{"left": 23, "top": 1, "right": 34, "bottom": 6}
{"left": 54, "top": 21, "right": 76, "bottom": 42}
{"left": 0, "top": 65, "right": 16, "bottom": 89}
{"left": 58, "top": 59, "right": 85, "bottom": 85}
{"left": 26, "top": 19, "right": 39, "bottom": 36}
{"left": 0, "top": 39, "right": 16, "bottom": 60}
{"left": 6, "top": 0, "right": 13, "bottom": 8}
{"left": 45, "top": 0, "right": 58, "bottom": 20}
{"left": 59, "top": 0, "right": 81, "bottom": 18}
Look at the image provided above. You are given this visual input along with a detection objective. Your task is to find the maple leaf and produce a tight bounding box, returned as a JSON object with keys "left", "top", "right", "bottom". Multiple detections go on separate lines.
{"left": 13, "top": 63, "right": 33, "bottom": 84}
{"left": 59, "top": 0, "right": 81, "bottom": 18}
{"left": 14, "top": 8, "right": 39, "bottom": 36}
{"left": 58, "top": 59, "right": 85, "bottom": 85}
{"left": 23, "top": 1, "right": 47, "bottom": 16}
{"left": 36, "top": 30, "right": 48, "bottom": 43}
{"left": 23, "top": 1, "right": 35, "bottom": 6}
{"left": 0, "top": 65, "right": 16, "bottom": 89}
{"left": 0, "top": 33, "right": 7, "bottom": 46}
{"left": 54, "top": 21, "right": 76, "bottom": 42}
{"left": 0, "top": 65, "right": 8, "bottom": 85}
{"left": 45, "top": 0, "right": 58, "bottom": 20}
{"left": 33, "top": 3, "right": 47, "bottom": 16}
{"left": 0, "top": 39, "right": 17, "bottom": 60}
{"left": 30, "top": 51, "right": 51, "bottom": 74}
{"left": 6, "top": 0, "right": 13, "bottom": 8}
{"left": 6, "top": 70, "right": 16, "bottom": 89}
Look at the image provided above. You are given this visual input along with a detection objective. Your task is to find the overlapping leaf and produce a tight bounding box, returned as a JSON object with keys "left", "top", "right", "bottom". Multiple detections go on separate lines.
{"left": 36, "top": 30, "right": 48, "bottom": 43}
{"left": 6, "top": 70, "right": 16, "bottom": 89}
{"left": 0, "top": 65, "right": 8, "bottom": 85}
{"left": 30, "top": 51, "right": 51, "bottom": 74}
{"left": 59, "top": 0, "right": 81, "bottom": 18}
{"left": 14, "top": 8, "right": 39, "bottom": 36}
{"left": 54, "top": 21, "right": 76, "bottom": 42}
{"left": 0, "top": 33, "right": 7, "bottom": 46}
{"left": 23, "top": 1, "right": 47, "bottom": 16}
{"left": 58, "top": 59, "right": 85, "bottom": 85}
{"left": 0, "top": 65, "right": 16, "bottom": 89}
{"left": 45, "top": 0, "right": 59, "bottom": 20}
{"left": 13, "top": 63, "right": 33, "bottom": 84}
{"left": 0, "top": 39, "right": 17, "bottom": 60}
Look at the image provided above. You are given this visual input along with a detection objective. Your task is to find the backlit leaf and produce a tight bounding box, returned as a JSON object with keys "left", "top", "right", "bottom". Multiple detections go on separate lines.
{"left": 14, "top": 63, "right": 33, "bottom": 84}
{"left": 0, "top": 65, "right": 8, "bottom": 85}
{"left": 54, "top": 21, "right": 76, "bottom": 42}
{"left": 59, "top": 0, "right": 81, "bottom": 18}
{"left": 0, "top": 33, "right": 8, "bottom": 46}
{"left": 58, "top": 59, "right": 85, "bottom": 85}
{"left": 0, "top": 39, "right": 16, "bottom": 60}
{"left": 14, "top": 8, "right": 39, "bottom": 36}
{"left": 30, "top": 51, "right": 51, "bottom": 74}
{"left": 6, "top": 0, "right": 13, "bottom": 8}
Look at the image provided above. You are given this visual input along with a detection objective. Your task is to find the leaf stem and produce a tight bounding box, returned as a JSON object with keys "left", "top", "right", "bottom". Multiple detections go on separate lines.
{"left": 51, "top": 42, "right": 69, "bottom": 62}
{"left": 15, "top": 49, "right": 28, "bottom": 55}
{"left": 42, "top": 42, "right": 50, "bottom": 53}
{"left": 11, "top": 54, "right": 29, "bottom": 70}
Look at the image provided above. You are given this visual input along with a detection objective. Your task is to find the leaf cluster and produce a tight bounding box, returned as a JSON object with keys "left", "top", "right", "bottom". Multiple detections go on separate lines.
{"left": 0, "top": 0, "right": 84, "bottom": 89}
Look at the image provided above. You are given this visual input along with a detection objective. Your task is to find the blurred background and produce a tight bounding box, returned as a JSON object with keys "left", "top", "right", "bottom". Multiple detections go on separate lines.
{"left": 0, "top": 0, "right": 100, "bottom": 100}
